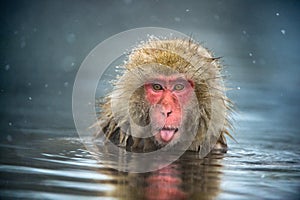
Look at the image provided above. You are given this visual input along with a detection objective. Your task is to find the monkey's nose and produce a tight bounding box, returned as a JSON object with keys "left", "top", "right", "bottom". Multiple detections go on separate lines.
{"left": 161, "top": 109, "right": 172, "bottom": 117}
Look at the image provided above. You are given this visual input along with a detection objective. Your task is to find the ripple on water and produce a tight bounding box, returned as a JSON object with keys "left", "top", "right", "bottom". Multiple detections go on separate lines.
{"left": 219, "top": 141, "right": 300, "bottom": 200}
{"left": 1, "top": 130, "right": 299, "bottom": 200}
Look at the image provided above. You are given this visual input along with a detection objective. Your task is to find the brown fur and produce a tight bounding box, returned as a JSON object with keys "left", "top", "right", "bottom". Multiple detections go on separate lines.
{"left": 94, "top": 38, "right": 233, "bottom": 153}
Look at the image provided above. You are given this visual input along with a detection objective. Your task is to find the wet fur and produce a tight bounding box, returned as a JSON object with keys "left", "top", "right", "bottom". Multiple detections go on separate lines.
{"left": 93, "top": 38, "right": 233, "bottom": 153}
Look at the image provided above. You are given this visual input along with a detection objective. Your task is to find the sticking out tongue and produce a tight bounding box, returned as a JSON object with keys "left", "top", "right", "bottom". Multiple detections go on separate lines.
{"left": 160, "top": 129, "right": 176, "bottom": 142}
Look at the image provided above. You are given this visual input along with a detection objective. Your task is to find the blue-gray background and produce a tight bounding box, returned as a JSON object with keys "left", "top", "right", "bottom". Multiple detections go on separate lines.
{"left": 1, "top": 0, "right": 299, "bottom": 152}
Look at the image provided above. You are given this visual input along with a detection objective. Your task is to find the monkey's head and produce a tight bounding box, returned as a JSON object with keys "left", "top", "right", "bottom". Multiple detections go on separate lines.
{"left": 101, "top": 39, "right": 230, "bottom": 153}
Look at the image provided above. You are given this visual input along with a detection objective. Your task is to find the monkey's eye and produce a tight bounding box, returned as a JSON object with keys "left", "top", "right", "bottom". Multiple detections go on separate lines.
{"left": 152, "top": 84, "right": 163, "bottom": 91}
{"left": 174, "top": 84, "right": 185, "bottom": 91}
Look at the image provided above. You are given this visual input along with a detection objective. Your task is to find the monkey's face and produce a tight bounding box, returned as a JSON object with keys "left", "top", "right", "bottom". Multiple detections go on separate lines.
{"left": 144, "top": 75, "right": 195, "bottom": 145}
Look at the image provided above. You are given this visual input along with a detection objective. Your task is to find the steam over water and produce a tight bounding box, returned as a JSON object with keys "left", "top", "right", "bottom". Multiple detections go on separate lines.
{"left": 1, "top": 0, "right": 299, "bottom": 199}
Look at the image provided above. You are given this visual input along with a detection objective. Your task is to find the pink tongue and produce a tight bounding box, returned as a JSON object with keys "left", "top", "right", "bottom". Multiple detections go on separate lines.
{"left": 160, "top": 130, "right": 175, "bottom": 142}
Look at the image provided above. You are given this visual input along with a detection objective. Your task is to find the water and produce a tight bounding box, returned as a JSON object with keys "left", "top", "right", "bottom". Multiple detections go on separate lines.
{"left": 1, "top": 0, "right": 300, "bottom": 199}
{"left": 1, "top": 117, "right": 299, "bottom": 199}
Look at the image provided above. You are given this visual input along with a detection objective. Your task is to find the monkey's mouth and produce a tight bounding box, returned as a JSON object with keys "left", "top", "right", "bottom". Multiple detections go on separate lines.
{"left": 159, "top": 127, "right": 179, "bottom": 143}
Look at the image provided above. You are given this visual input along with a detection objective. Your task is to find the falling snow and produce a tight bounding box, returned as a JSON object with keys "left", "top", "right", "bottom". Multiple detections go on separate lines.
{"left": 66, "top": 33, "right": 76, "bottom": 44}
{"left": 280, "top": 29, "right": 286, "bottom": 35}
{"left": 5, "top": 64, "right": 10, "bottom": 71}
{"left": 62, "top": 56, "right": 76, "bottom": 72}
{"left": 7, "top": 135, "right": 12, "bottom": 142}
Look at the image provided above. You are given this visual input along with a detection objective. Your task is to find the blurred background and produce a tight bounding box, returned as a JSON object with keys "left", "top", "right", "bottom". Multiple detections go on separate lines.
{"left": 0, "top": 0, "right": 299, "bottom": 199}
{"left": 1, "top": 0, "right": 299, "bottom": 133}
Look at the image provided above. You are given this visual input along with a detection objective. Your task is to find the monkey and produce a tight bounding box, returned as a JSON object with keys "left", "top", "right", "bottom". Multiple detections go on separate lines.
{"left": 93, "top": 38, "right": 233, "bottom": 154}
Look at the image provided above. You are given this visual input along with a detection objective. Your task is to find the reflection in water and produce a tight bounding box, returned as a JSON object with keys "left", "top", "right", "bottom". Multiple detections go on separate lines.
{"left": 145, "top": 152, "right": 224, "bottom": 200}
{"left": 98, "top": 151, "right": 224, "bottom": 200}
{"left": 89, "top": 134, "right": 224, "bottom": 199}
{"left": 145, "top": 164, "right": 187, "bottom": 200}
{"left": 0, "top": 133, "right": 299, "bottom": 199}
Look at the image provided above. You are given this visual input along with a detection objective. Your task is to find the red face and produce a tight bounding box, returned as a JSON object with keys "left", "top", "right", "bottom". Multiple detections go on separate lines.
{"left": 144, "top": 75, "right": 195, "bottom": 144}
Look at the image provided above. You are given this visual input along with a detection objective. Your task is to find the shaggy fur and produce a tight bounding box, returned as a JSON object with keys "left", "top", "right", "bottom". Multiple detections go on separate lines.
{"left": 94, "top": 38, "right": 233, "bottom": 153}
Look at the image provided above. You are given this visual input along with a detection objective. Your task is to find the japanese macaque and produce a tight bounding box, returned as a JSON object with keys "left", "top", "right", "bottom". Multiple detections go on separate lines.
{"left": 94, "top": 38, "right": 233, "bottom": 153}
